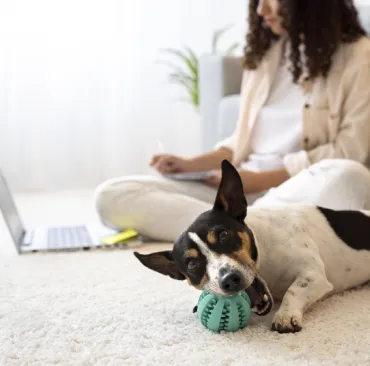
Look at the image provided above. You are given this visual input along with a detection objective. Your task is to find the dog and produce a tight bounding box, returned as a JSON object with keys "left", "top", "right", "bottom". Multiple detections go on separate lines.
{"left": 134, "top": 160, "right": 370, "bottom": 333}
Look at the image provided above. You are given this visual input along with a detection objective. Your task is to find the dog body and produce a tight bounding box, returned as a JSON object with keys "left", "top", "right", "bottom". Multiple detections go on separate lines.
{"left": 246, "top": 206, "right": 370, "bottom": 301}
{"left": 135, "top": 161, "right": 370, "bottom": 333}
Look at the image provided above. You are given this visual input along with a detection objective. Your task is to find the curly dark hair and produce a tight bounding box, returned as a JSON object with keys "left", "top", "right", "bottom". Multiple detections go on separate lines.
{"left": 244, "top": 0, "right": 367, "bottom": 82}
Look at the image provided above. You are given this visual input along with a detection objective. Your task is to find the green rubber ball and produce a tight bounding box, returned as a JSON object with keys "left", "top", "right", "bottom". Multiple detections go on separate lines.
{"left": 197, "top": 291, "right": 252, "bottom": 333}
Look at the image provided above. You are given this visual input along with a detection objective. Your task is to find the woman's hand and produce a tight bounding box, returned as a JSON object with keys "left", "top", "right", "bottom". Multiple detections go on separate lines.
{"left": 150, "top": 148, "right": 233, "bottom": 176}
{"left": 150, "top": 154, "right": 192, "bottom": 174}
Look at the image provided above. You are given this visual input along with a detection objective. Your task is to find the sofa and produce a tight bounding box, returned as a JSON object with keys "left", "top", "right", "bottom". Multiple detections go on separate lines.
{"left": 199, "top": 6, "right": 370, "bottom": 153}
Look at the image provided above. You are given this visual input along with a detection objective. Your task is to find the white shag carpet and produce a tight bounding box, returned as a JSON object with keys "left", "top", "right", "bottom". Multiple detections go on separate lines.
{"left": 1, "top": 191, "right": 370, "bottom": 366}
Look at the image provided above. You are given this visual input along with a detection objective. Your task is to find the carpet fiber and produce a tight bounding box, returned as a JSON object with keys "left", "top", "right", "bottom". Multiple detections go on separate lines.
{"left": 1, "top": 192, "right": 370, "bottom": 365}
{"left": 2, "top": 246, "right": 370, "bottom": 366}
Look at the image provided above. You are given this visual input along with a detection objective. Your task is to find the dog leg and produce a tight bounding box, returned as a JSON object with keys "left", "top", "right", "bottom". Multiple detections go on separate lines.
{"left": 271, "top": 271, "right": 334, "bottom": 333}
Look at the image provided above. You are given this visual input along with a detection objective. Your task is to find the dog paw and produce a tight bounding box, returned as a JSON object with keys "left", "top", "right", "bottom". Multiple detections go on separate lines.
{"left": 271, "top": 312, "right": 303, "bottom": 334}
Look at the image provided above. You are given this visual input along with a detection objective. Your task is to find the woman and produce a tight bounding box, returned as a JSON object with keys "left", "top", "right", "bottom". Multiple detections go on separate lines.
{"left": 95, "top": 0, "right": 370, "bottom": 241}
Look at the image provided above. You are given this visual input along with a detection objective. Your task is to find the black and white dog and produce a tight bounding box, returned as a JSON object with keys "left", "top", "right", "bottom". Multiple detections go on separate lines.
{"left": 135, "top": 160, "right": 370, "bottom": 333}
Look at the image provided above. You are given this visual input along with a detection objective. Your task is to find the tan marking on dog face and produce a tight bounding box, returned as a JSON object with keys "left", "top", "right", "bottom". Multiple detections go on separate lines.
{"left": 185, "top": 249, "right": 199, "bottom": 258}
{"left": 186, "top": 274, "right": 208, "bottom": 290}
{"left": 207, "top": 231, "right": 217, "bottom": 244}
{"left": 227, "top": 231, "right": 256, "bottom": 270}
{"left": 238, "top": 231, "right": 251, "bottom": 253}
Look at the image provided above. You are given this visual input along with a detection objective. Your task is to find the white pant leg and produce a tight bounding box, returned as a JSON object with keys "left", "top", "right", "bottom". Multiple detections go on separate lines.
{"left": 94, "top": 175, "right": 217, "bottom": 242}
{"left": 253, "top": 159, "right": 370, "bottom": 210}
{"left": 95, "top": 174, "right": 265, "bottom": 242}
{"left": 94, "top": 159, "right": 370, "bottom": 242}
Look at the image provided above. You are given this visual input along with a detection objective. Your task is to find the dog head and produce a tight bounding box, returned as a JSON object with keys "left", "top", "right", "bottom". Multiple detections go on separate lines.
{"left": 134, "top": 160, "right": 273, "bottom": 316}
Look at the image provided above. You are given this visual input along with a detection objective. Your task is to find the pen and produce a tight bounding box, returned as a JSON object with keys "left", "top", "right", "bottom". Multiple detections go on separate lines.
{"left": 157, "top": 140, "right": 165, "bottom": 154}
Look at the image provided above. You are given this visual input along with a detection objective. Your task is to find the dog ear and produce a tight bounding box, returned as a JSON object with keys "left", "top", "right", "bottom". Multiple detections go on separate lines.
{"left": 213, "top": 159, "right": 247, "bottom": 222}
{"left": 133, "top": 251, "right": 186, "bottom": 280}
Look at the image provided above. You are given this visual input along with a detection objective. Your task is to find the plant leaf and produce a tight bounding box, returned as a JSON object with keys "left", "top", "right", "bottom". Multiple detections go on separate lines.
{"left": 225, "top": 43, "right": 240, "bottom": 56}
{"left": 168, "top": 69, "right": 196, "bottom": 83}
{"left": 157, "top": 46, "right": 199, "bottom": 109}
{"left": 159, "top": 48, "right": 198, "bottom": 76}
{"left": 183, "top": 46, "right": 199, "bottom": 68}
{"left": 188, "top": 88, "right": 199, "bottom": 107}
{"left": 168, "top": 71, "right": 199, "bottom": 108}
{"left": 168, "top": 73, "right": 195, "bottom": 90}
{"left": 156, "top": 60, "right": 190, "bottom": 77}
{"left": 156, "top": 60, "right": 183, "bottom": 70}
{"left": 211, "top": 23, "right": 234, "bottom": 54}
{"left": 169, "top": 72, "right": 194, "bottom": 81}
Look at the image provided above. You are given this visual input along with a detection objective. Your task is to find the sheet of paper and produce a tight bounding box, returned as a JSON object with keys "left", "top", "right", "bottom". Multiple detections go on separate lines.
{"left": 163, "top": 171, "right": 215, "bottom": 181}
{"left": 101, "top": 229, "right": 138, "bottom": 245}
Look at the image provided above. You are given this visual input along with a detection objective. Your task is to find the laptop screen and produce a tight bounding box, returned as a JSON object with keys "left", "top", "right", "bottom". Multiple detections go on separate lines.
{"left": 0, "top": 171, "right": 25, "bottom": 252}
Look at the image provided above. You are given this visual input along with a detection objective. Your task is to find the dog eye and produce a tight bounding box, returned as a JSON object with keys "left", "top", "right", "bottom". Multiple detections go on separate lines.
{"left": 218, "top": 230, "right": 228, "bottom": 241}
{"left": 187, "top": 260, "right": 198, "bottom": 271}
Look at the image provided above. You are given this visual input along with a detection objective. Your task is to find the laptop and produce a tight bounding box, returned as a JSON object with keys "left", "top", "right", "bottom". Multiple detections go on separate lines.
{"left": 0, "top": 170, "right": 141, "bottom": 254}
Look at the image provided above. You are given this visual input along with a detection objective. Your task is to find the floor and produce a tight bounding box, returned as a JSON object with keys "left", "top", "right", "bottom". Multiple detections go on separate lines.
{"left": 1, "top": 191, "right": 370, "bottom": 365}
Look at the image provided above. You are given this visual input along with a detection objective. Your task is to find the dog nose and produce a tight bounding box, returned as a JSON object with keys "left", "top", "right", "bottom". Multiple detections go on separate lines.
{"left": 219, "top": 271, "right": 243, "bottom": 293}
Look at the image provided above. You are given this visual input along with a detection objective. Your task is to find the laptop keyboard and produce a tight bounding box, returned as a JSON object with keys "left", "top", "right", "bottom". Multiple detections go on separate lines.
{"left": 47, "top": 226, "right": 93, "bottom": 249}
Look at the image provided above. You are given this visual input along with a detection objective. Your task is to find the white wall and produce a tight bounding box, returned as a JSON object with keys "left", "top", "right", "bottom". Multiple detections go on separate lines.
{"left": 209, "top": 0, "right": 247, "bottom": 48}
{"left": 1, "top": 1, "right": 368, "bottom": 193}
{"left": 0, "top": 0, "right": 247, "bottom": 192}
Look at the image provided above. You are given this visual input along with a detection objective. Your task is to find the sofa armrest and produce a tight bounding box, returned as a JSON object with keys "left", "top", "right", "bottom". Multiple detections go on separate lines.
{"left": 199, "top": 55, "right": 243, "bottom": 152}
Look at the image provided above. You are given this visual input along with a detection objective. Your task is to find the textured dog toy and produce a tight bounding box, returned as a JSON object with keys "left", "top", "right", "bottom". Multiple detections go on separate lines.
{"left": 197, "top": 291, "right": 252, "bottom": 333}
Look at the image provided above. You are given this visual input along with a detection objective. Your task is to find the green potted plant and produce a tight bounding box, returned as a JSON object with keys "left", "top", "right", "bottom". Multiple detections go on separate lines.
{"left": 158, "top": 24, "right": 240, "bottom": 112}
